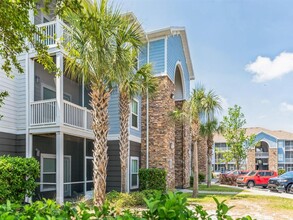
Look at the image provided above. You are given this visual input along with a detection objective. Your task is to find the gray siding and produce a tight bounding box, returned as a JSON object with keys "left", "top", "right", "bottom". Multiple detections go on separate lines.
{"left": 130, "top": 141, "right": 140, "bottom": 158}
{"left": 106, "top": 140, "right": 141, "bottom": 192}
{"left": 0, "top": 60, "right": 26, "bottom": 133}
{"left": 0, "top": 132, "right": 25, "bottom": 156}
{"left": 106, "top": 140, "right": 121, "bottom": 192}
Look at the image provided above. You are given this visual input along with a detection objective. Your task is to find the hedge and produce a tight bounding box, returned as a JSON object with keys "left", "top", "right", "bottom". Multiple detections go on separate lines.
{"left": 139, "top": 168, "right": 166, "bottom": 191}
{"left": 0, "top": 156, "right": 40, "bottom": 203}
{"left": 190, "top": 173, "right": 205, "bottom": 187}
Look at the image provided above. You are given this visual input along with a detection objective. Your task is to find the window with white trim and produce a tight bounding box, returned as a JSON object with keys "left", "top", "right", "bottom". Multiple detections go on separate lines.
{"left": 131, "top": 99, "right": 139, "bottom": 129}
{"left": 130, "top": 157, "right": 139, "bottom": 189}
{"left": 41, "top": 154, "right": 56, "bottom": 192}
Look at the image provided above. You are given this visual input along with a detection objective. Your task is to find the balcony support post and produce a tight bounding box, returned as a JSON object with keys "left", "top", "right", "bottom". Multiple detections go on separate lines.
{"left": 56, "top": 52, "right": 64, "bottom": 126}
{"left": 56, "top": 131, "right": 64, "bottom": 204}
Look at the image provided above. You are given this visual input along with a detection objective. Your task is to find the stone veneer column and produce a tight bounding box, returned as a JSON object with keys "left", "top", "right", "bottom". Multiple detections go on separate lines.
{"left": 141, "top": 76, "right": 176, "bottom": 189}
{"left": 247, "top": 148, "right": 255, "bottom": 170}
{"left": 269, "top": 148, "right": 278, "bottom": 171}
{"left": 198, "top": 136, "right": 207, "bottom": 179}
{"left": 182, "top": 118, "right": 191, "bottom": 188}
{"left": 174, "top": 101, "right": 191, "bottom": 188}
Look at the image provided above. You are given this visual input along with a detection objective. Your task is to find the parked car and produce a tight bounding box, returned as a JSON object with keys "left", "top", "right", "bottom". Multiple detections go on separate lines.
{"left": 236, "top": 170, "right": 278, "bottom": 188}
{"left": 268, "top": 171, "right": 293, "bottom": 193}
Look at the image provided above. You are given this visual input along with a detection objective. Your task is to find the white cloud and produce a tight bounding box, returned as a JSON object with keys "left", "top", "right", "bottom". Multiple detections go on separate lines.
{"left": 245, "top": 52, "right": 293, "bottom": 82}
{"left": 280, "top": 102, "right": 293, "bottom": 112}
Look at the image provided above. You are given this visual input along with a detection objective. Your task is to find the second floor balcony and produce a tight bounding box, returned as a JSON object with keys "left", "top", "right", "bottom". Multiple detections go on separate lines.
{"left": 30, "top": 99, "right": 92, "bottom": 131}
{"left": 30, "top": 20, "right": 70, "bottom": 52}
{"left": 255, "top": 152, "right": 269, "bottom": 158}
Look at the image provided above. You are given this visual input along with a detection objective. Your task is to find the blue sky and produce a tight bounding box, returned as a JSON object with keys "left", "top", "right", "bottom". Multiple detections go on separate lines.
{"left": 116, "top": 0, "right": 293, "bottom": 132}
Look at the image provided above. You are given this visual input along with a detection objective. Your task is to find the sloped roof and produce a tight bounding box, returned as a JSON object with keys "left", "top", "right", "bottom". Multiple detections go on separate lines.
{"left": 214, "top": 127, "right": 293, "bottom": 142}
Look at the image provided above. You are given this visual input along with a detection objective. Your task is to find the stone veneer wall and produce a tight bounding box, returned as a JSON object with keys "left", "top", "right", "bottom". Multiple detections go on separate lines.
{"left": 269, "top": 148, "right": 278, "bottom": 171}
{"left": 174, "top": 101, "right": 191, "bottom": 188}
{"left": 141, "top": 76, "right": 176, "bottom": 189}
{"left": 247, "top": 148, "right": 255, "bottom": 170}
{"left": 197, "top": 135, "right": 207, "bottom": 179}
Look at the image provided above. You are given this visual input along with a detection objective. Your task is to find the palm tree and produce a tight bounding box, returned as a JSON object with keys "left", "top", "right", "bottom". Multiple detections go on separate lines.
{"left": 119, "top": 63, "right": 157, "bottom": 192}
{"left": 201, "top": 90, "right": 222, "bottom": 188}
{"left": 200, "top": 119, "right": 221, "bottom": 188}
{"left": 63, "top": 0, "right": 142, "bottom": 206}
{"left": 171, "top": 86, "right": 206, "bottom": 197}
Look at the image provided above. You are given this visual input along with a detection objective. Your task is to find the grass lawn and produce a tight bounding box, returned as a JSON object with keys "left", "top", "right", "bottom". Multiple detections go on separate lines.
{"left": 197, "top": 184, "right": 244, "bottom": 192}
{"left": 185, "top": 193, "right": 293, "bottom": 220}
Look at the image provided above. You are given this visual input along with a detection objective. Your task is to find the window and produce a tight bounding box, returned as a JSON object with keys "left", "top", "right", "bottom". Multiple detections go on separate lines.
{"left": 41, "top": 154, "right": 56, "bottom": 192}
{"left": 130, "top": 157, "right": 139, "bottom": 189}
{"left": 43, "top": 87, "right": 56, "bottom": 100}
{"left": 131, "top": 99, "right": 139, "bottom": 129}
{"left": 42, "top": 85, "right": 71, "bottom": 102}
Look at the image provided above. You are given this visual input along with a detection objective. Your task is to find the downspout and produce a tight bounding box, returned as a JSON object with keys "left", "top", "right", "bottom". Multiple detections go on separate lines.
{"left": 146, "top": 37, "right": 150, "bottom": 168}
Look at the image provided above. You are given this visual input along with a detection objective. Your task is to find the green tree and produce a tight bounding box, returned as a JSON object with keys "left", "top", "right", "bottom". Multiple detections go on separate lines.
{"left": 0, "top": 0, "right": 81, "bottom": 116}
{"left": 200, "top": 90, "right": 222, "bottom": 187}
{"left": 119, "top": 63, "right": 157, "bottom": 192}
{"left": 171, "top": 86, "right": 207, "bottom": 197}
{"left": 200, "top": 119, "right": 221, "bottom": 187}
{"left": 63, "top": 0, "right": 142, "bottom": 206}
{"left": 220, "top": 105, "right": 255, "bottom": 170}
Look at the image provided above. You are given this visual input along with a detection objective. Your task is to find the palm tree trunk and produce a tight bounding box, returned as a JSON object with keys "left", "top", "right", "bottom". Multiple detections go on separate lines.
{"left": 207, "top": 134, "right": 214, "bottom": 188}
{"left": 90, "top": 84, "right": 111, "bottom": 207}
{"left": 193, "top": 139, "right": 199, "bottom": 198}
{"left": 119, "top": 92, "right": 130, "bottom": 193}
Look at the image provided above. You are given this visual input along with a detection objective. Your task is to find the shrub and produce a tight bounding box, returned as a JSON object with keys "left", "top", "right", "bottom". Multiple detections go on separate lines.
{"left": 219, "top": 174, "right": 237, "bottom": 186}
{"left": 0, "top": 194, "right": 253, "bottom": 220}
{"left": 190, "top": 173, "right": 206, "bottom": 187}
{"left": 0, "top": 156, "right": 40, "bottom": 203}
{"left": 139, "top": 168, "right": 166, "bottom": 191}
{"left": 278, "top": 168, "right": 286, "bottom": 176}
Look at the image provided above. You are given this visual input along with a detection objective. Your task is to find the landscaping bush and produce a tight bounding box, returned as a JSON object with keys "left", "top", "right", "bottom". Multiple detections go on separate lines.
{"left": 0, "top": 193, "right": 253, "bottom": 220}
{"left": 139, "top": 168, "right": 166, "bottom": 191}
{"left": 190, "top": 173, "right": 206, "bottom": 187}
{"left": 0, "top": 156, "right": 40, "bottom": 203}
{"left": 219, "top": 174, "right": 237, "bottom": 186}
{"left": 106, "top": 190, "right": 161, "bottom": 209}
{"left": 278, "top": 168, "right": 286, "bottom": 176}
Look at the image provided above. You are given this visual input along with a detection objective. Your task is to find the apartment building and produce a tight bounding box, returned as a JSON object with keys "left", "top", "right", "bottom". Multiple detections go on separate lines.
{"left": 0, "top": 7, "right": 194, "bottom": 203}
{"left": 212, "top": 127, "right": 293, "bottom": 172}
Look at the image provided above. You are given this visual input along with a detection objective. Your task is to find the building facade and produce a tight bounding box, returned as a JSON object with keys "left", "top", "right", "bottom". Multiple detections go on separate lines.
{"left": 0, "top": 8, "right": 194, "bottom": 203}
{"left": 212, "top": 127, "right": 293, "bottom": 172}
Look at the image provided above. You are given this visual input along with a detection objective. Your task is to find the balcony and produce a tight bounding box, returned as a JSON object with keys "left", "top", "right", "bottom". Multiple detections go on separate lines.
{"left": 285, "top": 146, "right": 293, "bottom": 151}
{"left": 30, "top": 99, "right": 92, "bottom": 131}
{"left": 285, "top": 158, "right": 293, "bottom": 163}
{"left": 30, "top": 20, "right": 70, "bottom": 50}
{"left": 255, "top": 152, "right": 269, "bottom": 158}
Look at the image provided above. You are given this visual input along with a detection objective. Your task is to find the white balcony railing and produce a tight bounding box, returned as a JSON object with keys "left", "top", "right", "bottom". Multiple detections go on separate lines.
{"left": 31, "top": 99, "right": 57, "bottom": 125}
{"left": 31, "top": 20, "right": 70, "bottom": 49}
{"left": 285, "top": 158, "right": 293, "bottom": 163}
{"left": 30, "top": 99, "right": 92, "bottom": 131}
{"left": 255, "top": 152, "right": 269, "bottom": 157}
{"left": 285, "top": 146, "right": 293, "bottom": 151}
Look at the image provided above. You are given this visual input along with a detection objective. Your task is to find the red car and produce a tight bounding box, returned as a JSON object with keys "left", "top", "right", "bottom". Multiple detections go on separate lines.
{"left": 236, "top": 170, "right": 278, "bottom": 188}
